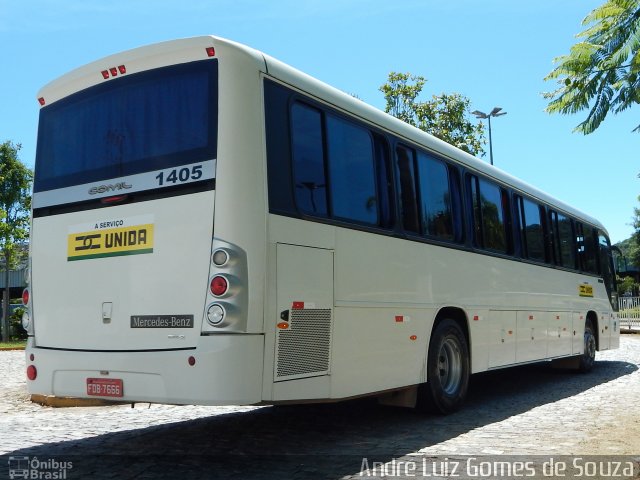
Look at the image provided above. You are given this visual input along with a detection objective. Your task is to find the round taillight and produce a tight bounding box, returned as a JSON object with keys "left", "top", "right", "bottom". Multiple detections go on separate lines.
{"left": 27, "top": 365, "right": 37, "bottom": 380}
{"left": 188, "top": 356, "right": 196, "bottom": 366}
{"left": 22, "top": 289, "right": 29, "bottom": 305}
{"left": 212, "top": 249, "right": 229, "bottom": 267}
{"left": 206, "top": 304, "right": 225, "bottom": 325}
{"left": 210, "top": 276, "right": 228, "bottom": 296}
{"left": 22, "top": 312, "right": 31, "bottom": 331}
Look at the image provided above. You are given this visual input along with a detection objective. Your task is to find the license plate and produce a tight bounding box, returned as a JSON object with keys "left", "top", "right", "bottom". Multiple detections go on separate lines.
{"left": 86, "top": 378, "right": 124, "bottom": 398}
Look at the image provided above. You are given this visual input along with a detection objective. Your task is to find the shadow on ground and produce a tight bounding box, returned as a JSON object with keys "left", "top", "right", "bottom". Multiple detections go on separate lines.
{"left": 2, "top": 359, "right": 637, "bottom": 479}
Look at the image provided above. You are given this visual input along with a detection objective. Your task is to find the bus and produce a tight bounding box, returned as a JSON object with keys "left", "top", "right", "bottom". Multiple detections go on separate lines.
{"left": 23, "top": 36, "right": 619, "bottom": 414}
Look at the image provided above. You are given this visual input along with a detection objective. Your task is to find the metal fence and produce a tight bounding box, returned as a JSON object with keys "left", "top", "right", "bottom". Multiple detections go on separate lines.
{"left": 619, "top": 296, "right": 640, "bottom": 330}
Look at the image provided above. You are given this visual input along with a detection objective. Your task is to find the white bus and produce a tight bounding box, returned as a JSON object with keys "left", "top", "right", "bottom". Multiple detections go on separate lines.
{"left": 24, "top": 36, "right": 619, "bottom": 413}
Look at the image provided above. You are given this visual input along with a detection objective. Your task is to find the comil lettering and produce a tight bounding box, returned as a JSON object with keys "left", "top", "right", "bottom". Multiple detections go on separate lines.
{"left": 105, "top": 228, "right": 148, "bottom": 248}
{"left": 88, "top": 182, "right": 132, "bottom": 195}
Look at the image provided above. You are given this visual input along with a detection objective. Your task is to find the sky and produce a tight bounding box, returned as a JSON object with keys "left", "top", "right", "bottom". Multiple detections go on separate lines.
{"left": 0, "top": 0, "right": 637, "bottom": 243}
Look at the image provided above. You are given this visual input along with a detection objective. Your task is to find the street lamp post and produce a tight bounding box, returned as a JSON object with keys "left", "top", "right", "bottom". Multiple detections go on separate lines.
{"left": 472, "top": 107, "right": 507, "bottom": 166}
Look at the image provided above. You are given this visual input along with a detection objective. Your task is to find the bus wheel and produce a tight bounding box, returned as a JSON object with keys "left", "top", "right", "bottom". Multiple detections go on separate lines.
{"left": 417, "top": 319, "right": 469, "bottom": 414}
{"left": 578, "top": 319, "right": 596, "bottom": 373}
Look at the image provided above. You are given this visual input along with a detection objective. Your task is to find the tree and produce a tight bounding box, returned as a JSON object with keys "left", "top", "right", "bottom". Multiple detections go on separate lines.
{"left": 380, "top": 72, "right": 486, "bottom": 156}
{"left": 632, "top": 194, "right": 640, "bottom": 267}
{"left": 544, "top": 0, "right": 640, "bottom": 134}
{"left": 0, "top": 141, "right": 32, "bottom": 342}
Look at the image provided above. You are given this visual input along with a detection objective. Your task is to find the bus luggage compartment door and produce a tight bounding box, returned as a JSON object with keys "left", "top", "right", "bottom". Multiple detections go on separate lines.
{"left": 274, "top": 243, "right": 334, "bottom": 382}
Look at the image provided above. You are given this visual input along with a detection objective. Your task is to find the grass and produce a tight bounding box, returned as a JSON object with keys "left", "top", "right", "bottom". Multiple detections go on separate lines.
{"left": 0, "top": 339, "right": 27, "bottom": 350}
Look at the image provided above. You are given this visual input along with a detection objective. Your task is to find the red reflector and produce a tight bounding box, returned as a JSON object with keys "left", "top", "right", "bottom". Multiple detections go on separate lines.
{"left": 206, "top": 47, "right": 215, "bottom": 57}
{"left": 529, "top": 315, "right": 534, "bottom": 320}
{"left": 110, "top": 67, "right": 118, "bottom": 77}
{"left": 292, "top": 301, "right": 304, "bottom": 310}
{"left": 188, "top": 356, "right": 196, "bottom": 366}
{"left": 30, "top": 354, "right": 35, "bottom": 361}
{"left": 38, "top": 97, "right": 46, "bottom": 106}
{"left": 27, "top": 365, "right": 37, "bottom": 381}
{"left": 473, "top": 315, "right": 479, "bottom": 321}
{"left": 395, "top": 316, "right": 403, "bottom": 323}
{"left": 118, "top": 65, "right": 126, "bottom": 74}
{"left": 101, "top": 70, "right": 110, "bottom": 79}
{"left": 22, "top": 289, "right": 29, "bottom": 305}
{"left": 210, "top": 276, "right": 228, "bottom": 296}
{"left": 410, "top": 335, "right": 417, "bottom": 341}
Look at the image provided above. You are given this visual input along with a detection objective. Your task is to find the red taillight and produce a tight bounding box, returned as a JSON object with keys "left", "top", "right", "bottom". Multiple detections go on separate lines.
{"left": 27, "top": 365, "right": 37, "bottom": 381}
{"left": 109, "top": 67, "right": 118, "bottom": 77}
{"left": 101, "top": 70, "right": 110, "bottom": 79}
{"left": 118, "top": 65, "right": 126, "bottom": 74}
{"left": 22, "top": 289, "right": 29, "bottom": 306}
{"left": 38, "top": 97, "right": 46, "bottom": 106}
{"left": 188, "top": 356, "right": 196, "bottom": 366}
{"left": 210, "top": 276, "right": 228, "bottom": 296}
{"left": 206, "top": 47, "right": 215, "bottom": 57}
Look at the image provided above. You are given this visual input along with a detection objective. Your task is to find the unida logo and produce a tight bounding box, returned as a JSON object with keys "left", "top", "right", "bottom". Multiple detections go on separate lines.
{"left": 88, "top": 182, "right": 132, "bottom": 195}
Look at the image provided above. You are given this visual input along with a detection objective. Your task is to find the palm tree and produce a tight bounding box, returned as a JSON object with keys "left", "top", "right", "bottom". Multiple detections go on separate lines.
{"left": 544, "top": 0, "right": 640, "bottom": 134}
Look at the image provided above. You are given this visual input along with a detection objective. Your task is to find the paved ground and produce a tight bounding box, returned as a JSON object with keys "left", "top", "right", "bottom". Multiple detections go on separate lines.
{"left": 1, "top": 335, "right": 639, "bottom": 479}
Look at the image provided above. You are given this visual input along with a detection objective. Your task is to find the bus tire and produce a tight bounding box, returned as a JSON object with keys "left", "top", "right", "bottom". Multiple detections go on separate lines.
{"left": 417, "top": 318, "right": 469, "bottom": 414}
{"left": 578, "top": 319, "right": 596, "bottom": 373}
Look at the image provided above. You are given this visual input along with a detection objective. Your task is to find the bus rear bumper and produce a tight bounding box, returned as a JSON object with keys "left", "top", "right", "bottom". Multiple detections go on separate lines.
{"left": 25, "top": 334, "right": 264, "bottom": 406}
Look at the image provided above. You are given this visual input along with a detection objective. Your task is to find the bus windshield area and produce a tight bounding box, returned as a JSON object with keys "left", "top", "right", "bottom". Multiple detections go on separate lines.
{"left": 34, "top": 59, "right": 217, "bottom": 194}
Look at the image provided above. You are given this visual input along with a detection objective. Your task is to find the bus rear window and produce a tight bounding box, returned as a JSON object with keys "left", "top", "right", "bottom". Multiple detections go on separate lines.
{"left": 35, "top": 60, "right": 217, "bottom": 193}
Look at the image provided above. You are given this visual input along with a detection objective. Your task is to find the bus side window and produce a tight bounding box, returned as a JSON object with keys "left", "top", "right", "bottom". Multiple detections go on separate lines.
{"left": 557, "top": 213, "right": 576, "bottom": 268}
{"left": 469, "top": 175, "right": 509, "bottom": 253}
{"left": 518, "top": 196, "right": 545, "bottom": 262}
{"left": 395, "top": 145, "right": 420, "bottom": 234}
{"left": 576, "top": 222, "right": 598, "bottom": 274}
{"left": 416, "top": 152, "right": 455, "bottom": 241}
{"left": 598, "top": 230, "right": 618, "bottom": 309}
{"left": 548, "top": 210, "right": 560, "bottom": 265}
{"left": 291, "top": 102, "right": 328, "bottom": 217}
{"left": 374, "top": 134, "right": 393, "bottom": 228}
{"left": 326, "top": 114, "right": 378, "bottom": 225}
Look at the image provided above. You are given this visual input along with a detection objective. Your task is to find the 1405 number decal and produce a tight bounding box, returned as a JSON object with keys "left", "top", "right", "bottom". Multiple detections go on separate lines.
{"left": 155, "top": 165, "right": 203, "bottom": 186}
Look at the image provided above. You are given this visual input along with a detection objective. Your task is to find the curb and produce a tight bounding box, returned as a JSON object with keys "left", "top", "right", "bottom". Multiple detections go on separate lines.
{"left": 31, "top": 394, "right": 127, "bottom": 408}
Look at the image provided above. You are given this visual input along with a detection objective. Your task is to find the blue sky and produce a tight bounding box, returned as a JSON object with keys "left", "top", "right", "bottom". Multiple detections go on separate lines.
{"left": 0, "top": 0, "right": 637, "bottom": 242}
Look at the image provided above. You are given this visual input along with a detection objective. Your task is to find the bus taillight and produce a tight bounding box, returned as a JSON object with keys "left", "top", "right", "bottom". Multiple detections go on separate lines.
{"left": 210, "top": 276, "right": 228, "bottom": 296}
{"left": 26, "top": 365, "right": 37, "bottom": 381}
{"left": 22, "top": 289, "right": 29, "bottom": 305}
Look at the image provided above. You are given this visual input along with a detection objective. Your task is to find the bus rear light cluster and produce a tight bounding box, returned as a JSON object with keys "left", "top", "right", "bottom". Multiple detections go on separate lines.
{"left": 27, "top": 365, "right": 37, "bottom": 381}
{"left": 203, "top": 239, "right": 248, "bottom": 332}
{"left": 22, "top": 265, "right": 34, "bottom": 335}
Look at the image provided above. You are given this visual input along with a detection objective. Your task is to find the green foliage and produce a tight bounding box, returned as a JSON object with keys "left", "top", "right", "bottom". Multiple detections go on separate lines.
{"left": 9, "top": 305, "right": 27, "bottom": 340}
{"left": 0, "top": 140, "right": 33, "bottom": 342}
{"left": 544, "top": 0, "right": 640, "bottom": 133}
{"left": 380, "top": 72, "right": 486, "bottom": 156}
{"left": 632, "top": 194, "right": 640, "bottom": 267}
